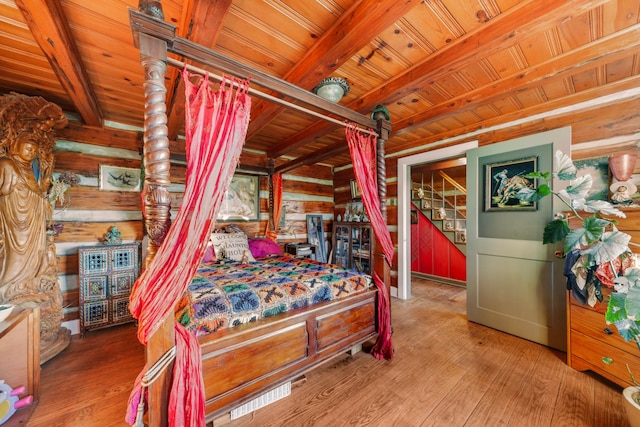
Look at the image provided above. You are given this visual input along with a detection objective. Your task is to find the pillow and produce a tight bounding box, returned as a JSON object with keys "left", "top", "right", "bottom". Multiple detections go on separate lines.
{"left": 201, "top": 244, "right": 215, "bottom": 263}
{"left": 248, "top": 238, "right": 282, "bottom": 259}
{"left": 210, "top": 232, "right": 256, "bottom": 262}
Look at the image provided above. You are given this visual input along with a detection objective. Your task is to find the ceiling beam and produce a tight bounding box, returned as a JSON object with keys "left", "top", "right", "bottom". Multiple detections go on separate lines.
{"left": 15, "top": 0, "right": 103, "bottom": 127}
{"left": 165, "top": 0, "right": 233, "bottom": 141}
{"left": 267, "top": 0, "right": 610, "bottom": 159}
{"left": 249, "top": 0, "right": 419, "bottom": 142}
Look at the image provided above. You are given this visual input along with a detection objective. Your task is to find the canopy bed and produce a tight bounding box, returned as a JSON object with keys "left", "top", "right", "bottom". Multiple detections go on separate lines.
{"left": 127, "top": 5, "right": 392, "bottom": 426}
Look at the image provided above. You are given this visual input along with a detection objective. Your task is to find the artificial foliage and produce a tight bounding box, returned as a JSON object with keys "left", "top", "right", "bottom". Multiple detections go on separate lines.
{"left": 516, "top": 150, "right": 640, "bottom": 347}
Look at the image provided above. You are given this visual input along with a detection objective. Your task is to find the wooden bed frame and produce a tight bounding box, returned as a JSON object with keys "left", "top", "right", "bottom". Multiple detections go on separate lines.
{"left": 129, "top": 7, "right": 391, "bottom": 426}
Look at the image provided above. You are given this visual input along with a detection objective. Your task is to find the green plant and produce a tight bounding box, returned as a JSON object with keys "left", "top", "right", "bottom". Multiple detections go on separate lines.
{"left": 516, "top": 150, "right": 640, "bottom": 348}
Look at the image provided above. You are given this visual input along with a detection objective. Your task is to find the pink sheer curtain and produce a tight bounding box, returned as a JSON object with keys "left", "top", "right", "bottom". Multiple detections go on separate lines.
{"left": 126, "top": 69, "right": 252, "bottom": 426}
{"left": 345, "top": 123, "right": 394, "bottom": 360}
{"left": 266, "top": 172, "right": 282, "bottom": 241}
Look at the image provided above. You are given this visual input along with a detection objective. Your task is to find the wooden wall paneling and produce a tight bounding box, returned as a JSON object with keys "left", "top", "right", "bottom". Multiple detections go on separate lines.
{"left": 57, "top": 121, "right": 142, "bottom": 150}
{"left": 52, "top": 220, "right": 144, "bottom": 243}
{"left": 63, "top": 186, "right": 142, "bottom": 211}
{"left": 54, "top": 151, "right": 141, "bottom": 177}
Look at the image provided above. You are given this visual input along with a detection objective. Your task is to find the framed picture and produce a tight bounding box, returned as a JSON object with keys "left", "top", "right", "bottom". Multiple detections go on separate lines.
{"left": 217, "top": 174, "right": 259, "bottom": 221}
{"left": 574, "top": 157, "right": 609, "bottom": 202}
{"left": 306, "top": 215, "right": 327, "bottom": 263}
{"left": 99, "top": 165, "right": 141, "bottom": 192}
{"left": 485, "top": 156, "right": 537, "bottom": 211}
{"left": 455, "top": 230, "right": 467, "bottom": 244}
{"left": 443, "top": 220, "right": 454, "bottom": 231}
{"left": 350, "top": 179, "right": 361, "bottom": 199}
{"left": 410, "top": 209, "right": 418, "bottom": 224}
{"left": 420, "top": 199, "right": 431, "bottom": 210}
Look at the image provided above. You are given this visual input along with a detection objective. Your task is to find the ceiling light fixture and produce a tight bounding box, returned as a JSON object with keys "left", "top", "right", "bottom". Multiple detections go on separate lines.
{"left": 312, "top": 77, "right": 350, "bottom": 103}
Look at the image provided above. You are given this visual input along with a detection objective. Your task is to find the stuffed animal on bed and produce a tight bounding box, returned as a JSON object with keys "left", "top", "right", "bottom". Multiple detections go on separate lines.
{"left": 0, "top": 380, "right": 33, "bottom": 425}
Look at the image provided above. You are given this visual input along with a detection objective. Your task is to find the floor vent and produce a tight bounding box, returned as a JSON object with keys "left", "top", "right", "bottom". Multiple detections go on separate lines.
{"left": 230, "top": 382, "right": 291, "bottom": 420}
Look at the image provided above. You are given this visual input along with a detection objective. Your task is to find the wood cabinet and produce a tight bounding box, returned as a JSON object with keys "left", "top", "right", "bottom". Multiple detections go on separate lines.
{"left": 331, "top": 222, "right": 374, "bottom": 275}
{"left": 78, "top": 243, "right": 140, "bottom": 336}
{"left": 0, "top": 307, "right": 39, "bottom": 425}
{"left": 567, "top": 209, "right": 640, "bottom": 388}
{"left": 567, "top": 289, "right": 639, "bottom": 388}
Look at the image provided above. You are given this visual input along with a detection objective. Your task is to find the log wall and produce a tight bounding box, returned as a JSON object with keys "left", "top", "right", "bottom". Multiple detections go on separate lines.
{"left": 53, "top": 123, "right": 334, "bottom": 334}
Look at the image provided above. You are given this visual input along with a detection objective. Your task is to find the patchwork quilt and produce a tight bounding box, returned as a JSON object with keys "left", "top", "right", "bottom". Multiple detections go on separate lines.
{"left": 176, "top": 254, "right": 373, "bottom": 337}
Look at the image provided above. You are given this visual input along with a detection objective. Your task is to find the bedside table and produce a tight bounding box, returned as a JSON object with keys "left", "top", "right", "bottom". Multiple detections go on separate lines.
{"left": 285, "top": 243, "right": 317, "bottom": 260}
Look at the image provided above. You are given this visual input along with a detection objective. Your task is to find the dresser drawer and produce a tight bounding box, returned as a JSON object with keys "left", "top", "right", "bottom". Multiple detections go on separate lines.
{"left": 570, "top": 304, "right": 639, "bottom": 353}
{"left": 570, "top": 330, "right": 638, "bottom": 385}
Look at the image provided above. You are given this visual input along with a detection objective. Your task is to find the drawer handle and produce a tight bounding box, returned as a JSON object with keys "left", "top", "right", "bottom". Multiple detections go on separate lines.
{"left": 604, "top": 327, "right": 613, "bottom": 335}
{"left": 602, "top": 357, "right": 613, "bottom": 365}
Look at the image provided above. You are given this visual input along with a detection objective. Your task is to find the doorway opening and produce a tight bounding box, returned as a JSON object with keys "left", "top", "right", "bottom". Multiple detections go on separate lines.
{"left": 396, "top": 140, "right": 478, "bottom": 300}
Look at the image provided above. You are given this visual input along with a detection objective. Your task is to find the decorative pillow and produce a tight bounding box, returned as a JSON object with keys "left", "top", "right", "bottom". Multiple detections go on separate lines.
{"left": 210, "top": 232, "right": 256, "bottom": 262}
{"left": 248, "top": 238, "right": 282, "bottom": 259}
{"left": 201, "top": 244, "right": 215, "bottom": 263}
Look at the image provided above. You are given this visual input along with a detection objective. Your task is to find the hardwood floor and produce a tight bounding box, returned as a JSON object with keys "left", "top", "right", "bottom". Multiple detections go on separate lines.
{"left": 26, "top": 279, "right": 629, "bottom": 426}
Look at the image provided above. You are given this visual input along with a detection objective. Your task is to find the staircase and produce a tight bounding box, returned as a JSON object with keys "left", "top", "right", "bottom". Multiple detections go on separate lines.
{"left": 413, "top": 170, "right": 467, "bottom": 248}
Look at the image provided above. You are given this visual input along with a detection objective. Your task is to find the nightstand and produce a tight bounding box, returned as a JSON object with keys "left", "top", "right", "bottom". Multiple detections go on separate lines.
{"left": 285, "top": 243, "right": 317, "bottom": 260}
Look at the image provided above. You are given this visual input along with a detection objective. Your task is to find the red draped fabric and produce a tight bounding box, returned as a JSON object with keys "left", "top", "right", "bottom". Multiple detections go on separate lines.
{"left": 265, "top": 172, "right": 282, "bottom": 241}
{"left": 126, "top": 70, "right": 252, "bottom": 426}
{"left": 345, "top": 123, "right": 394, "bottom": 360}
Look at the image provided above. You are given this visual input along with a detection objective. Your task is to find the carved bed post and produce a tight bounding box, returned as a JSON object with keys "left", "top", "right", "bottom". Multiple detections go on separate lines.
{"left": 138, "top": 0, "right": 174, "bottom": 423}
{"left": 372, "top": 105, "right": 392, "bottom": 307}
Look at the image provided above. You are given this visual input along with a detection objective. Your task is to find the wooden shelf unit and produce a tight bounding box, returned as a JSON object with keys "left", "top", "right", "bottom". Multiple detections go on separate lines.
{"left": 331, "top": 222, "right": 375, "bottom": 275}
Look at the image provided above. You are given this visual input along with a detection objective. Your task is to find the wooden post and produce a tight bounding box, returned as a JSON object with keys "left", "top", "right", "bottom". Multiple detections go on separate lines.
{"left": 139, "top": 30, "right": 173, "bottom": 427}
{"left": 372, "top": 107, "right": 392, "bottom": 308}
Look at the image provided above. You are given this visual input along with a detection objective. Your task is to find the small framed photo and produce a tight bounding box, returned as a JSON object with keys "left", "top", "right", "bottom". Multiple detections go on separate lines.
{"left": 217, "top": 174, "right": 259, "bottom": 222}
{"left": 485, "top": 156, "right": 537, "bottom": 211}
{"left": 421, "top": 199, "right": 431, "bottom": 210}
{"left": 443, "top": 220, "right": 454, "bottom": 231}
{"left": 455, "top": 230, "right": 467, "bottom": 244}
{"left": 410, "top": 209, "right": 418, "bottom": 224}
{"left": 350, "top": 179, "right": 361, "bottom": 199}
{"left": 99, "top": 165, "right": 141, "bottom": 192}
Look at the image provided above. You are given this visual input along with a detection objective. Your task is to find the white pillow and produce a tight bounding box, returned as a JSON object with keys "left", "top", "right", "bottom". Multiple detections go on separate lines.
{"left": 209, "top": 232, "right": 256, "bottom": 262}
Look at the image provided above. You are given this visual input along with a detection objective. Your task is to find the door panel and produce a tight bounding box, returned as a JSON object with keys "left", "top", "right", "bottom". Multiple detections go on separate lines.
{"left": 466, "top": 128, "right": 570, "bottom": 350}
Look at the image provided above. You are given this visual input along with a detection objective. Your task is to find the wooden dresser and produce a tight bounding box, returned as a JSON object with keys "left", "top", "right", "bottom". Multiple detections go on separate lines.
{"left": 567, "top": 209, "right": 640, "bottom": 388}
{"left": 0, "top": 307, "right": 40, "bottom": 425}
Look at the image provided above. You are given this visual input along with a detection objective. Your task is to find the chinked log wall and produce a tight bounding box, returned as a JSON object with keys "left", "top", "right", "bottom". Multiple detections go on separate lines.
{"left": 53, "top": 122, "right": 334, "bottom": 332}
{"left": 55, "top": 97, "right": 640, "bottom": 326}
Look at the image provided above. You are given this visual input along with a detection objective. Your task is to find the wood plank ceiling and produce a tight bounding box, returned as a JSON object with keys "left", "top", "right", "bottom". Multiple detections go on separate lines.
{"left": 1, "top": 0, "right": 640, "bottom": 171}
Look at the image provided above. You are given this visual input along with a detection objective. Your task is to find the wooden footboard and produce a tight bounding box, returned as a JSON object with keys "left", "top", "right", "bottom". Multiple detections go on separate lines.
{"left": 198, "top": 288, "right": 378, "bottom": 422}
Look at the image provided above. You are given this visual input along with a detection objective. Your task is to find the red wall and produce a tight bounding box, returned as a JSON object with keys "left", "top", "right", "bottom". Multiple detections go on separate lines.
{"left": 410, "top": 205, "right": 466, "bottom": 281}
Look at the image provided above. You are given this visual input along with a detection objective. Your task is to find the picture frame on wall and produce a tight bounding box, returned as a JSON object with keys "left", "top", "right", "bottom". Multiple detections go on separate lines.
{"left": 455, "top": 230, "right": 467, "bottom": 244}
{"left": 574, "top": 157, "right": 610, "bottom": 202}
{"left": 306, "top": 214, "right": 327, "bottom": 263}
{"left": 99, "top": 165, "right": 142, "bottom": 192}
{"left": 350, "top": 179, "right": 361, "bottom": 199}
{"left": 410, "top": 209, "right": 418, "bottom": 224}
{"left": 485, "top": 156, "right": 537, "bottom": 211}
{"left": 217, "top": 174, "right": 259, "bottom": 221}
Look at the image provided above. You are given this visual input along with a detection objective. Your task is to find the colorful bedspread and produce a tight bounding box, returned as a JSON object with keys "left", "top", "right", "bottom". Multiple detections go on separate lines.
{"left": 176, "top": 254, "right": 373, "bottom": 336}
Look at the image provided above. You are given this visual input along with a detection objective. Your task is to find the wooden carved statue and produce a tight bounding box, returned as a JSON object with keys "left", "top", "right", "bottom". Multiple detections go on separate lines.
{"left": 0, "top": 93, "right": 71, "bottom": 363}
